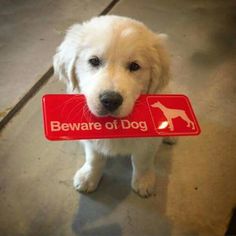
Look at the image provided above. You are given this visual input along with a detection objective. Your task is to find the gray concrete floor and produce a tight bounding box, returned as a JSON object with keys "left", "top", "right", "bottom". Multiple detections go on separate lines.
{"left": 1, "top": 0, "right": 236, "bottom": 236}
{"left": 0, "top": 0, "right": 110, "bottom": 123}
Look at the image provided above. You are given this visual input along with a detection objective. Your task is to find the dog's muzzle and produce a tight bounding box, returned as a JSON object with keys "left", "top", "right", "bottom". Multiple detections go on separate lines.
{"left": 99, "top": 91, "right": 123, "bottom": 112}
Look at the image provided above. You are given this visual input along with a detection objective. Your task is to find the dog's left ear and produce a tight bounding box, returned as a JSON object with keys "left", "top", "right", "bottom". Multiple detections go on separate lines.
{"left": 53, "top": 24, "right": 82, "bottom": 93}
{"left": 148, "top": 33, "right": 170, "bottom": 93}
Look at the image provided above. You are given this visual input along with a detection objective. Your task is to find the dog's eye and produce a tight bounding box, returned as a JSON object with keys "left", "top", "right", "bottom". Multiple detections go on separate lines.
{"left": 128, "top": 62, "right": 141, "bottom": 72}
{"left": 89, "top": 56, "right": 101, "bottom": 67}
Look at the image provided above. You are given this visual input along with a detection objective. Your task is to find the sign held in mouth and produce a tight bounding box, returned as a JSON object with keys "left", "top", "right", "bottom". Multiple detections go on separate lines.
{"left": 42, "top": 94, "right": 201, "bottom": 140}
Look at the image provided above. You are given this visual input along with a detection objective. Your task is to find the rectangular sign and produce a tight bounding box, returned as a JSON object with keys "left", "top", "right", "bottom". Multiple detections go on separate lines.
{"left": 42, "top": 94, "right": 201, "bottom": 140}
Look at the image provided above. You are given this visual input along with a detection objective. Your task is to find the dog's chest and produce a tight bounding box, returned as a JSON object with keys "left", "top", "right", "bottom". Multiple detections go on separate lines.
{"left": 92, "top": 139, "right": 134, "bottom": 156}
{"left": 86, "top": 138, "right": 161, "bottom": 157}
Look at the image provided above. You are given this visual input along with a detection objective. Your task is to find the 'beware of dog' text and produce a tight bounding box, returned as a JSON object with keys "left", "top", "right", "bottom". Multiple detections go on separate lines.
{"left": 50, "top": 120, "right": 148, "bottom": 132}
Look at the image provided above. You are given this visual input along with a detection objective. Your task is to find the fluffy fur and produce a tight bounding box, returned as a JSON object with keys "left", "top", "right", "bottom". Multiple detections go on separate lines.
{"left": 53, "top": 15, "right": 171, "bottom": 197}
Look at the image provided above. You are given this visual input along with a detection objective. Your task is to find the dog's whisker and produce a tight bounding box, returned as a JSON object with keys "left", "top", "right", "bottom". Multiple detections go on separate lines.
{"left": 59, "top": 97, "right": 84, "bottom": 118}
{"left": 83, "top": 105, "right": 93, "bottom": 122}
{"left": 71, "top": 105, "right": 86, "bottom": 121}
{"left": 74, "top": 104, "right": 87, "bottom": 121}
{"left": 66, "top": 101, "right": 85, "bottom": 120}
{"left": 52, "top": 96, "right": 80, "bottom": 113}
{"left": 64, "top": 100, "right": 84, "bottom": 119}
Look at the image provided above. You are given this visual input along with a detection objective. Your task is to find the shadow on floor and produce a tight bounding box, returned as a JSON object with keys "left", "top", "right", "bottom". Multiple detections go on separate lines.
{"left": 72, "top": 156, "right": 132, "bottom": 236}
{"left": 72, "top": 142, "right": 175, "bottom": 236}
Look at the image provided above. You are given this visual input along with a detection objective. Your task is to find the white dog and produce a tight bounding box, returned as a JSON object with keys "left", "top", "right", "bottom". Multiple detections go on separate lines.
{"left": 53, "top": 15, "right": 171, "bottom": 197}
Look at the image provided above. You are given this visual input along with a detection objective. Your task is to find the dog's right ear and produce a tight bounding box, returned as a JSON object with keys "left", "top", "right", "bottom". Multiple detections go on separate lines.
{"left": 53, "top": 24, "right": 82, "bottom": 93}
{"left": 148, "top": 33, "right": 170, "bottom": 93}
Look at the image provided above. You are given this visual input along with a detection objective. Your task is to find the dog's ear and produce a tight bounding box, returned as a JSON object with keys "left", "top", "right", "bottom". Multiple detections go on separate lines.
{"left": 53, "top": 24, "right": 82, "bottom": 93}
{"left": 148, "top": 33, "right": 170, "bottom": 93}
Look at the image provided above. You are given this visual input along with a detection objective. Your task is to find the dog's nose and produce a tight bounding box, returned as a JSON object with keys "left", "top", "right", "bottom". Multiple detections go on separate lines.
{"left": 99, "top": 91, "right": 123, "bottom": 112}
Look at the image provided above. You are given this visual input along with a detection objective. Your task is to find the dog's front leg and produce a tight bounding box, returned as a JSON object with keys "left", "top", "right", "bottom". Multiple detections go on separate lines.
{"left": 131, "top": 144, "right": 159, "bottom": 197}
{"left": 73, "top": 142, "right": 106, "bottom": 193}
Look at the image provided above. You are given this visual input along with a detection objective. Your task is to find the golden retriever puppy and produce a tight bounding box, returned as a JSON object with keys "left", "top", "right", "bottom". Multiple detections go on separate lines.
{"left": 53, "top": 15, "right": 170, "bottom": 197}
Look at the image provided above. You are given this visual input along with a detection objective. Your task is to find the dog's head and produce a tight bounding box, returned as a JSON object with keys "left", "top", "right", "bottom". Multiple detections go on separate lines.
{"left": 53, "top": 15, "right": 169, "bottom": 117}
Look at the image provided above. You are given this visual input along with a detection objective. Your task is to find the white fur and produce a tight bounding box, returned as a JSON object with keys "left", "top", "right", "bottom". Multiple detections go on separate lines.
{"left": 53, "top": 15, "right": 170, "bottom": 197}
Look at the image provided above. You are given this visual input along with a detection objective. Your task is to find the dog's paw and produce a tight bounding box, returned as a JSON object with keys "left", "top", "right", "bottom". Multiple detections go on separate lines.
{"left": 131, "top": 170, "right": 156, "bottom": 198}
{"left": 73, "top": 164, "right": 102, "bottom": 193}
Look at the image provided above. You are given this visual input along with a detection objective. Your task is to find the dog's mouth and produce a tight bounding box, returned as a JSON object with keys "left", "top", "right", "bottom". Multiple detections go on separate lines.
{"left": 86, "top": 91, "right": 130, "bottom": 118}
{"left": 90, "top": 106, "right": 126, "bottom": 118}
{"left": 84, "top": 90, "right": 138, "bottom": 118}
{"left": 86, "top": 102, "right": 133, "bottom": 118}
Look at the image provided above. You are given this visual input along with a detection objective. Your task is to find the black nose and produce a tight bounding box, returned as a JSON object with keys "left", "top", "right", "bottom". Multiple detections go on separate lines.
{"left": 99, "top": 91, "right": 123, "bottom": 112}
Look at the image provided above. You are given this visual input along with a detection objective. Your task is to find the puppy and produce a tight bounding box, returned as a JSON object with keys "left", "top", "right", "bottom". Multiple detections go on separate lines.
{"left": 53, "top": 15, "right": 170, "bottom": 197}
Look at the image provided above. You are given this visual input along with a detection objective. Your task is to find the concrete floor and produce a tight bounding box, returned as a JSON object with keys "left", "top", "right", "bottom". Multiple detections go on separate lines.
{"left": 0, "top": 0, "right": 236, "bottom": 236}
{"left": 0, "top": 0, "right": 110, "bottom": 123}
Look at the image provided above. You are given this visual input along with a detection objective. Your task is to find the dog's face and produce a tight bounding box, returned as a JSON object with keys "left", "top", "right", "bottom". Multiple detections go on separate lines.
{"left": 54, "top": 16, "right": 169, "bottom": 117}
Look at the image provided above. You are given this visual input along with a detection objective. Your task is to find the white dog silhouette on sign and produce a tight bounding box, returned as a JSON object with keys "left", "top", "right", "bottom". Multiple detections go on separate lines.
{"left": 151, "top": 101, "right": 195, "bottom": 131}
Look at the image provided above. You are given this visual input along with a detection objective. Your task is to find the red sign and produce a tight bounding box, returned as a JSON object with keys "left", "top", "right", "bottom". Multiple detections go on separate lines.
{"left": 42, "top": 94, "right": 201, "bottom": 140}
